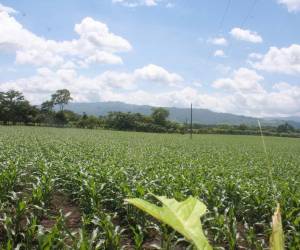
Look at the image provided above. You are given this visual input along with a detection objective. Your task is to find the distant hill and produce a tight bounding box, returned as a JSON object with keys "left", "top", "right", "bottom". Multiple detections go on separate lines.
{"left": 62, "top": 101, "right": 300, "bottom": 128}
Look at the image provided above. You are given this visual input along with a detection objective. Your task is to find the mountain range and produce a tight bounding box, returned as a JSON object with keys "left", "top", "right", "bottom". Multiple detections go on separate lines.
{"left": 62, "top": 101, "right": 300, "bottom": 128}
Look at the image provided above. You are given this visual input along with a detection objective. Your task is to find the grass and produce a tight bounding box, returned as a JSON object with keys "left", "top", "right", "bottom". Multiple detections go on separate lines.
{"left": 0, "top": 126, "right": 300, "bottom": 249}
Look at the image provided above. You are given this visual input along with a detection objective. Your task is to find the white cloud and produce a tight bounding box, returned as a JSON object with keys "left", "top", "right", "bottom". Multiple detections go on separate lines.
{"left": 213, "top": 67, "right": 264, "bottom": 93}
{"left": 230, "top": 27, "right": 263, "bottom": 43}
{"left": 209, "top": 37, "right": 228, "bottom": 46}
{"left": 248, "top": 52, "right": 263, "bottom": 60}
{"left": 0, "top": 3, "right": 17, "bottom": 14}
{"left": 191, "top": 81, "right": 202, "bottom": 87}
{"left": 15, "top": 50, "right": 65, "bottom": 67}
{"left": 251, "top": 44, "right": 300, "bottom": 75}
{"left": 112, "top": 0, "right": 161, "bottom": 7}
{"left": 0, "top": 10, "right": 131, "bottom": 68}
{"left": 82, "top": 51, "right": 123, "bottom": 65}
{"left": 133, "top": 64, "right": 183, "bottom": 86}
{"left": 2, "top": 65, "right": 300, "bottom": 117}
{"left": 1, "top": 66, "right": 227, "bottom": 112}
{"left": 278, "top": 0, "right": 300, "bottom": 12}
{"left": 1, "top": 3, "right": 299, "bottom": 117}
{"left": 106, "top": 83, "right": 300, "bottom": 117}
{"left": 145, "top": 0, "right": 158, "bottom": 6}
{"left": 101, "top": 87, "right": 235, "bottom": 113}
{"left": 214, "top": 49, "right": 225, "bottom": 57}
{"left": 212, "top": 68, "right": 300, "bottom": 117}
{"left": 0, "top": 64, "right": 184, "bottom": 103}
{"left": 74, "top": 17, "right": 131, "bottom": 52}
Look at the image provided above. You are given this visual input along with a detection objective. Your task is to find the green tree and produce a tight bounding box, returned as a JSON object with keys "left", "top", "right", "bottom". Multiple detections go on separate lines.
{"left": 54, "top": 111, "right": 67, "bottom": 126}
{"left": 82, "top": 112, "right": 88, "bottom": 120}
{"left": 0, "top": 92, "right": 7, "bottom": 122}
{"left": 151, "top": 107, "right": 169, "bottom": 126}
{"left": 277, "top": 122, "right": 295, "bottom": 133}
{"left": 86, "top": 116, "right": 99, "bottom": 129}
{"left": 76, "top": 114, "right": 99, "bottom": 129}
{"left": 51, "top": 89, "right": 72, "bottom": 111}
{"left": 105, "top": 112, "right": 136, "bottom": 130}
{"left": 238, "top": 124, "right": 248, "bottom": 131}
{"left": 0, "top": 90, "right": 35, "bottom": 124}
{"left": 64, "top": 110, "right": 80, "bottom": 123}
{"left": 41, "top": 100, "right": 54, "bottom": 113}
{"left": 17, "top": 101, "right": 39, "bottom": 124}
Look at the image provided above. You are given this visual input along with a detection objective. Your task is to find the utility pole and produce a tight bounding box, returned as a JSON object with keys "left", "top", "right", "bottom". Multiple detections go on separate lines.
{"left": 190, "top": 103, "right": 193, "bottom": 139}
{"left": 185, "top": 117, "right": 188, "bottom": 134}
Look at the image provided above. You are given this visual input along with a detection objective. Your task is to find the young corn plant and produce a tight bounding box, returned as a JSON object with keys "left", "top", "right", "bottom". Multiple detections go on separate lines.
{"left": 91, "top": 214, "right": 125, "bottom": 250}
{"left": 37, "top": 210, "right": 71, "bottom": 249}
{"left": 130, "top": 225, "right": 144, "bottom": 250}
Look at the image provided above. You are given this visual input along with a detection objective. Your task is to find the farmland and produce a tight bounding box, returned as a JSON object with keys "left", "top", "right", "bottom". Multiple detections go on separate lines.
{"left": 0, "top": 126, "right": 300, "bottom": 249}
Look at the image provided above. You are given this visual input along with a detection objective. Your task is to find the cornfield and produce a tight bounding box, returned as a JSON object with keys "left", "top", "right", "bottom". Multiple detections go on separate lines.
{"left": 0, "top": 126, "right": 299, "bottom": 249}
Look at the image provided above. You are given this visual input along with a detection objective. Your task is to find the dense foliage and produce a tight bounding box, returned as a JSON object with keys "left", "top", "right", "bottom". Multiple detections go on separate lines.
{"left": 0, "top": 89, "right": 182, "bottom": 133}
{"left": 0, "top": 126, "right": 299, "bottom": 249}
{"left": 193, "top": 123, "right": 300, "bottom": 138}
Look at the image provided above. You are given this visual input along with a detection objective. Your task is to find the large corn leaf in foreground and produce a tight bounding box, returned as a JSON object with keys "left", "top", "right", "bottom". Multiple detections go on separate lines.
{"left": 126, "top": 195, "right": 212, "bottom": 250}
{"left": 270, "top": 203, "right": 284, "bottom": 250}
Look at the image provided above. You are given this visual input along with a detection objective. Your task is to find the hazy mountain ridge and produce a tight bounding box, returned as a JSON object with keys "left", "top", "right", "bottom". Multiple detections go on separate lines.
{"left": 62, "top": 101, "right": 300, "bottom": 128}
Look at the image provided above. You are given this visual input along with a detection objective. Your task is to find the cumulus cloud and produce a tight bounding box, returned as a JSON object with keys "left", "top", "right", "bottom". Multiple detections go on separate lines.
{"left": 248, "top": 52, "right": 263, "bottom": 60}
{"left": 0, "top": 3, "right": 17, "bottom": 14}
{"left": 212, "top": 68, "right": 300, "bottom": 117}
{"left": 133, "top": 64, "right": 183, "bottom": 86}
{"left": 0, "top": 10, "right": 131, "bottom": 68}
{"left": 251, "top": 44, "right": 300, "bottom": 75}
{"left": 278, "top": 0, "right": 300, "bottom": 12}
{"left": 98, "top": 87, "right": 235, "bottom": 114}
{"left": 230, "top": 27, "right": 263, "bottom": 43}
{"left": 0, "top": 64, "right": 184, "bottom": 103}
{"left": 112, "top": 0, "right": 162, "bottom": 7}
{"left": 1, "top": 62, "right": 230, "bottom": 113}
{"left": 214, "top": 49, "right": 225, "bottom": 57}
{"left": 213, "top": 67, "right": 264, "bottom": 93}
{"left": 94, "top": 81, "right": 300, "bottom": 117}
{"left": 2, "top": 63, "right": 300, "bottom": 117}
{"left": 1, "top": 3, "right": 299, "bottom": 117}
{"left": 209, "top": 37, "right": 228, "bottom": 46}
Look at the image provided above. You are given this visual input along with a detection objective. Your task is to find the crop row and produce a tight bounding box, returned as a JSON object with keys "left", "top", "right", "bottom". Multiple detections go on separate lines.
{"left": 0, "top": 126, "right": 300, "bottom": 249}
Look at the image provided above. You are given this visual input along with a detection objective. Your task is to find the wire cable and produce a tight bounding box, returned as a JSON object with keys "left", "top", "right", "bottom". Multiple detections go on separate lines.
{"left": 218, "top": 0, "right": 232, "bottom": 33}
{"left": 241, "top": 0, "right": 260, "bottom": 28}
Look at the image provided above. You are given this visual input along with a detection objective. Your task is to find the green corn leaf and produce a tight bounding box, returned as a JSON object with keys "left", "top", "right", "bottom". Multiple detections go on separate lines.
{"left": 125, "top": 195, "right": 212, "bottom": 250}
{"left": 270, "top": 203, "right": 284, "bottom": 250}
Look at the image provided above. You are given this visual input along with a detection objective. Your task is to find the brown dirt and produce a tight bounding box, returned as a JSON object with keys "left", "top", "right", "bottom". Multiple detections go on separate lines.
{"left": 236, "top": 222, "right": 250, "bottom": 249}
{"left": 0, "top": 225, "right": 4, "bottom": 242}
{"left": 40, "top": 192, "right": 81, "bottom": 231}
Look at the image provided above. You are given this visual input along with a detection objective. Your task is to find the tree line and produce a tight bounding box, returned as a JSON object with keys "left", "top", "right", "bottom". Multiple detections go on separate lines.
{"left": 0, "top": 89, "right": 299, "bottom": 137}
{"left": 0, "top": 89, "right": 73, "bottom": 126}
{"left": 192, "top": 123, "right": 300, "bottom": 138}
{"left": 0, "top": 89, "right": 183, "bottom": 133}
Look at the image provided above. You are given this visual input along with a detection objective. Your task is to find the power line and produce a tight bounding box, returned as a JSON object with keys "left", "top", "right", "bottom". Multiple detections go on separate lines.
{"left": 240, "top": 0, "right": 260, "bottom": 28}
{"left": 225, "top": 0, "right": 260, "bottom": 58}
{"left": 218, "top": 0, "right": 232, "bottom": 33}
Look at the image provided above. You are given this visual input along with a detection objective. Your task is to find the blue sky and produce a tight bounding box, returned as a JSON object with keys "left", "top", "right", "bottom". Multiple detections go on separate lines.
{"left": 0, "top": 0, "right": 300, "bottom": 117}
